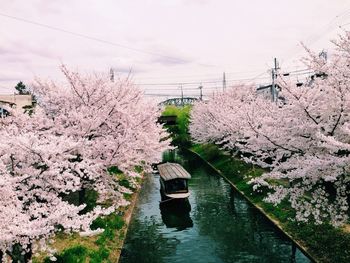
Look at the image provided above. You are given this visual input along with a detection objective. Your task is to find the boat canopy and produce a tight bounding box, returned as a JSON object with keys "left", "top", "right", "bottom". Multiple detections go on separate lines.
{"left": 157, "top": 163, "right": 191, "bottom": 182}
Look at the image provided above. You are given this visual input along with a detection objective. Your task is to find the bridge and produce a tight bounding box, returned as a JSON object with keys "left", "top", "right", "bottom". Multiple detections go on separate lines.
{"left": 158, "top": 97, "right": 198, "bottom": 107}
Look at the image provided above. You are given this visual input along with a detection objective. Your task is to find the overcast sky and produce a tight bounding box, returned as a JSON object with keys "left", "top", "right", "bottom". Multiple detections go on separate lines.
{"left": 1, "top": 0, "right": 350, "bottom": 96}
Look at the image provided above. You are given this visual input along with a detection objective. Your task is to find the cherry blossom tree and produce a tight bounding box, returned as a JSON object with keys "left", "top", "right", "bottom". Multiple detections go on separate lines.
{"left": 189, "top": 85, "right": 256, "bottom": 152}
{"left": 190, "top": 32, "right": 350, "bottom": 226}
{"left": 248, "top": 34, "right": 350, "bottom": 226}
{"left": 0, "top": 66, "right": 170, "bottom": 261}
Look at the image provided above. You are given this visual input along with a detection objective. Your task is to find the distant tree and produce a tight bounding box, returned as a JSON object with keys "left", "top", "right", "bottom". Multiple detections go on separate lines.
{"left": 14, "top": 81, "right": 30, "bottom": 95}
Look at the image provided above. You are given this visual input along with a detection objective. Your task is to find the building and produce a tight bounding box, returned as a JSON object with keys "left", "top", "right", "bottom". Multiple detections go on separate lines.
{"left": 256, "top": 84, "right": 282, "bottom": 101}
{"left": 0, "top": 94, "right": 34, "bottom": 117}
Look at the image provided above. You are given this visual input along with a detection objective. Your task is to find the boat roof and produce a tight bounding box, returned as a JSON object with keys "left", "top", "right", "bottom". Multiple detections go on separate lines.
{"left": 157, "top": 162, "right": 191, "bottom": 181}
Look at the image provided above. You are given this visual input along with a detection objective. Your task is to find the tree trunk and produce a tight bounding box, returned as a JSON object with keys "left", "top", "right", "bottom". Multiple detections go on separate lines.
{"left": 79, "top": 187, "right": 86, "bottom": 205}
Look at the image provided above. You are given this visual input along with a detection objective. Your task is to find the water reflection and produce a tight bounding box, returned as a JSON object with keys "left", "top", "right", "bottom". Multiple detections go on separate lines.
{"left": 120, "top": 150, "right": 312, "bottom": 263}
{"left": 120, "top": 216, "right": 180, "bottom": 263}
{"left": 160, "top": 199, "right": 193, "bottom": 230}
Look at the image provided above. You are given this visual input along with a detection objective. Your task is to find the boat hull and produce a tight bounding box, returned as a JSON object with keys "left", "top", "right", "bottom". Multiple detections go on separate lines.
{"left": 163, "top": 192, "right": 190, "bottom": 199}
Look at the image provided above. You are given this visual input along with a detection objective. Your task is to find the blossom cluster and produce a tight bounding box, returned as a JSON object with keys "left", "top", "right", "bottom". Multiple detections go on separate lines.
{"left": 0, "top": 66, "right": 170, "bottom": 260}
{"left": 190, "top": 32, "right": 350, "bottom": 226}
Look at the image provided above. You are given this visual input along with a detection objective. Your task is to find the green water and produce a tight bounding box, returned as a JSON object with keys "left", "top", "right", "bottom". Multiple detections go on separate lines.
{"left": 119, "top": 150, "right": 312, "bottom": 263}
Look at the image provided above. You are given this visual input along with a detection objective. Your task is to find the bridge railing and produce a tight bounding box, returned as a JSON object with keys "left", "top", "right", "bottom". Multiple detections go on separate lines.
{"left": 158, "top": 97, "right": 198, "bottom": 107}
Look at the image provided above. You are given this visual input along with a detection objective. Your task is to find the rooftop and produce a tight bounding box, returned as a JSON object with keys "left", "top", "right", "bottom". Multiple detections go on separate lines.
{"left": 157, "top": 162, "right": 191, "bottom": 181}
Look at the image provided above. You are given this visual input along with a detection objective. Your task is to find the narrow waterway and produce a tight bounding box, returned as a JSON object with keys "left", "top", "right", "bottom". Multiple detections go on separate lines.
{"left": 119, "top": 150, "right": 312, "bottom": 263}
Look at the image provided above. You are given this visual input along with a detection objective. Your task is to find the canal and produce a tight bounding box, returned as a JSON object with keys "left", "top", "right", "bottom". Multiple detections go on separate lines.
{"left": 119, "top": 150, "right": 312, "bottom": 263}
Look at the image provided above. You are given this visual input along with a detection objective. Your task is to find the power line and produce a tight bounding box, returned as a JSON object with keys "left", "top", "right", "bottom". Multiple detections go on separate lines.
{"left": 282, "top": 7, "right": 350, "bottom": 65}
{"left": 136, "top": 65, "right": 316, "bottom": 84}
{"left": 144, "top": 93, "right": 211, "bottom": 97}
{"left": 134, "top": 69, "right": 273, "bottom": 88}
{"left": 0, "top": 12, "right": 319, "bottom": 97}
{"left": 134, "top": 68, "right": 266, "bottom": 81}
{"left": 142, "top": 79, "right": 272, "bottom": 90}
{"left": 144, "top": 86, "right": 229, "bottom": 91}
{"left": 135, "top": 66, "right": 310, "bottom": 83}
{"left": 340, "top": 22, "right": 350, "bottom": 27}
{"left": 286, "top": 68, "right": 311, "bottom": 73}
{"left": 0, "top": 12, "right": 214, "bottom": 67}
{"left": 142, "top": 67, "right": 314, "bottom": 97}
{"left": 137, "top": 75, "right": 270, "bottom": 86}
{"left": 130, "top": 64, "right": 311, "bottom": 87}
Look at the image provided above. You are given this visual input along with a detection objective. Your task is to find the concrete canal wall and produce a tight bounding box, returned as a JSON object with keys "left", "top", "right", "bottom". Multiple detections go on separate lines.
{"left": 188, "top": 144, "right": 350, "bottom": 263}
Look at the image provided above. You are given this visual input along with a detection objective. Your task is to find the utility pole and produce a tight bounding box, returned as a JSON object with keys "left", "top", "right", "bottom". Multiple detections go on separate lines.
{"left": 222, "top": 72, "right": 226, "bottom": 92}
{"left": 110, "top": 68, "right": 114, "bottom": 82}
{"left": 199, "top": 85, "right": 203, "bottom": 100}
{"left": 319, "top": 49, "right": 327, "bottom": 62}
{"left": 271, "top": 58, "right": 279, "bottom": 102}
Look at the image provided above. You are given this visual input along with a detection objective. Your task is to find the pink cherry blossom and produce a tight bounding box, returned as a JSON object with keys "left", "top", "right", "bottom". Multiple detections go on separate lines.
{"left": 190, "top": 32, "right": 350, "bottom": 226}
{"left": 0, "top": 66, "right": 170, "bottom": 260}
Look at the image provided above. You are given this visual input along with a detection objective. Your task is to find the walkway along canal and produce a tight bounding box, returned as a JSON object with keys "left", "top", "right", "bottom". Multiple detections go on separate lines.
{"left": 119, "top": 150, "right": 312, "bottom": 263}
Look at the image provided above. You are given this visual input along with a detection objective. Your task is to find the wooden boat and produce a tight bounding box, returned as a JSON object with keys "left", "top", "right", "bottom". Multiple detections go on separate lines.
{"left": 157, "top": 162, "right": 191, "bottom": 199}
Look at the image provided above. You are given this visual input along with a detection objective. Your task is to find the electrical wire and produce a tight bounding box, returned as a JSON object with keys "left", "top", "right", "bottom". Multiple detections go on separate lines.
{"left": 134, "top": 68, "right": 266, "bottom": 81}
{"left": 0, "top": 12, "right": 322, "bottom": 97}
{"left": 340, "top": 22, "right": 350, "bottom": 27}
{"left": 282, "top": 6, "right": 350, "bottom": 65}
{"left": 0, "top": 12, "right": 214, "bottom": 67}
{"left": 137, "top": 75, "right": 270, "bottom": 86}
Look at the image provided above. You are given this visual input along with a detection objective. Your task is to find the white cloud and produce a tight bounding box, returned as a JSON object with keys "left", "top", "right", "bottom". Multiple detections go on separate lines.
{"left": 0, "top": 0, "right": 349, "bottom": 92}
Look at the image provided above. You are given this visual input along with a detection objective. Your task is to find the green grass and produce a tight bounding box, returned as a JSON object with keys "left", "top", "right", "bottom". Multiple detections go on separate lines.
{"left": 191, "top": 143, "right": 350, "bottom": 263}
{"left": 43, "top": 213, "right": 125, "bottom": 263}
{"left": 34, "top": 168, "right": 135, "bottom": 263}
{"left": 107, "top": 166, "right": 123, "bottom": 175}
{"left": 162, "top": 105, "right": 192, "bottom": 147}
{"left": 44, "top": 246, "right": 88, "bottom": 263}
{"left": 43, "top": 244, "right": 111, "bottom": 263}
{"left": 91, "top": 213, "right": 125, "bottom": 245}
